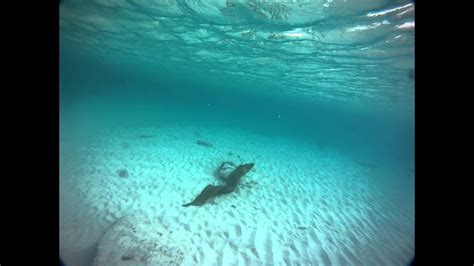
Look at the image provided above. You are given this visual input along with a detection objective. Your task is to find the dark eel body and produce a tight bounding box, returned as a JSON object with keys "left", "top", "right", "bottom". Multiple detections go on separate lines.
{"left": 182, "top": 163, "right": 254, "bottom": 207}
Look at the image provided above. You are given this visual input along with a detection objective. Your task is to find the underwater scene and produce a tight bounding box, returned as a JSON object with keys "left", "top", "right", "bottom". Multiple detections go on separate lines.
{"left": 60, "top": 0, "right": 414, "bottom": 265}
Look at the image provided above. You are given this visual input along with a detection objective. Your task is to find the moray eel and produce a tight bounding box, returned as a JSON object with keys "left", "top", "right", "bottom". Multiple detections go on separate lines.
{"left": 182, "top": 163, "right": 254, "bottom": 207}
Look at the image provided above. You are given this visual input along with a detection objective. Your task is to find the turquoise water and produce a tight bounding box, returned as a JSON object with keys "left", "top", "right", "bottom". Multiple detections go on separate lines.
{"left": 60, "top": 1, "right": 414, "bottom": 265}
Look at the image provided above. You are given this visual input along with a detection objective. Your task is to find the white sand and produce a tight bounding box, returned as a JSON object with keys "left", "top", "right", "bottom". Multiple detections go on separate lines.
{"left": 60, "top": 125, "right": 414, "bottom": 265}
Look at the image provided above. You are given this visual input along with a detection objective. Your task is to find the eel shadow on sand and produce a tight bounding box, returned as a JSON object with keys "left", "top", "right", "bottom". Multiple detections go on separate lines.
{"left": 182, "top": 163, "right": 254, "bottom": 207}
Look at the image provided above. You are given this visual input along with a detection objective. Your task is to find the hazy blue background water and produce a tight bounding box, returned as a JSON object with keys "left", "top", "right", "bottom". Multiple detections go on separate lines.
{"left": 60, "top": 0, "right": 414, "bottom": 159}
{"left": 61, "top": 44, "right": 414, "bottom": 169}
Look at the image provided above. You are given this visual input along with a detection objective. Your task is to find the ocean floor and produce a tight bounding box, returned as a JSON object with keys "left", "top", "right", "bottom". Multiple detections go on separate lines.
{"left": 60, "top": 124, "right": 414, "bottom": 265}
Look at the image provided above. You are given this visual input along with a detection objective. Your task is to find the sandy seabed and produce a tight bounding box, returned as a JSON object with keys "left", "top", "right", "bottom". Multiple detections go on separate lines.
{"left": 60, "top": 125, "right": 414, "bottom": 266}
